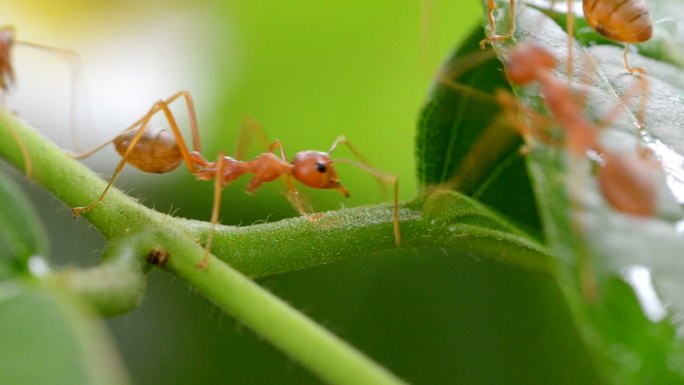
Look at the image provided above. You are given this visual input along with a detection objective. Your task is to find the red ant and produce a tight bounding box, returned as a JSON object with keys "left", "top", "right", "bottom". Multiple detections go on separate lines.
{"left": 497, "top": 44, "right": 658, "bottom": 217}
{"left": 69, "top": 90, "right": 401, "bottom": 268}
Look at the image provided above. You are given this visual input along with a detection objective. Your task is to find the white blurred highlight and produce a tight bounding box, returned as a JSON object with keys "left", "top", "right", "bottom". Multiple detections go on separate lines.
{"left": 3, "top": 6, "right": 230, "bottom": 167}
{"left": 623, "top": 265, "right": 668, "bottom": 322}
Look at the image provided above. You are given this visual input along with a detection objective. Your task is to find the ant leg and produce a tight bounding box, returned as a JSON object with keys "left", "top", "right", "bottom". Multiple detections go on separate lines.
{"left": 284, "top": 174, "right": 322, "bottom": 221}
{"left": 198, "top": 151, "right": 226, "bottom": 269}
{"left": 566, "top": 0, "right": 575, "bottom": 78}
{"left": 419, "top": 0, "right": 433, "bottom": 74}
{"left": 10, "top": 29, "right": 89, "bottom": 153}
{"left": 623, "top": 45, "right": 647, "bottom": 76}
{"left": 67, "top": 90, "right": 202, "bottom": 162}
{"left": 72, "top": 96, "right": 199, "bottom": 215}
{"left": 595, "top": 74, "right": 649, "bottom": 132}
{"left": 71, "top": 106, "right": 160, "bottom": 216}
{"left": 328, "top": 136, "right": 386, "bottom": 197}
{"left": 480, "top": 0, "right": 515, "bottom": 48}
{"left": 495, "top": 89, "right": 564, "bottom": 150}
{"left": 1, "top": 112, "right": 32, "bottom": 177}
{"left": 233, "top": 115, "right": 272, "bottom": 159}
{"left": 327, "top": 137, "right": 400, "bottom": 246}
{"left": 503, "top": 0, "right": 516, "bottom": 41}
{"left": 333, "top": 157, "right": 400, "bottom": 246}
{"left": 267, "top": 139, "right": 321, "bottom": 221}
{"left": 481, "top": 0, "right": 497, "bottom": 48}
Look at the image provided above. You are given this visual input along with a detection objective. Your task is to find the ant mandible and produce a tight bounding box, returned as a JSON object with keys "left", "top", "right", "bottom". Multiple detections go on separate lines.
{"left": 69, "top": 90, "right": 401, "bottom": 268}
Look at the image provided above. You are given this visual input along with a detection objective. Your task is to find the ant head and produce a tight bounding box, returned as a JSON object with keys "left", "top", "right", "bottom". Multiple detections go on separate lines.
{"left": 505, "top": 44, "right": 557, "bottom": 85}
{"left": 292, "top": 151, "right": 349, "bottom": 197}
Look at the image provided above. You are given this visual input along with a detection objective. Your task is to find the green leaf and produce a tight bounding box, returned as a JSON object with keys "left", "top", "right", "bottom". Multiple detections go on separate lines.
{"left": 417, "top": 26, "right": 541, "bottom": 231}
{"left": 0, "top": 106, "right": 559, "bottom": 385}
{"left": 0, "top": 281, "right": 129, "bottom": 385}
{"left": 486, "top": 1, "right": 684, "bottom": 382}
{"left": 0, "top": 171, "right": 49, "bottom": 279}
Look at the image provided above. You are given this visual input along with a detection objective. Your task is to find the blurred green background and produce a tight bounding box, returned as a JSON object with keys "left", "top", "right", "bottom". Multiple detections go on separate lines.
{"left": 1, "top": 1, "right": 599, "bottom": 384}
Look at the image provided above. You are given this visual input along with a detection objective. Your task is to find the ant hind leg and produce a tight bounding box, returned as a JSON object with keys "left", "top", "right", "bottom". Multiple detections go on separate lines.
{"left": 71, "top": 95, "right": 198, "bottom": 216}
{"left": 197, "top": 151, "right": 226, "bottom": 269}
{"left": 233, "top": 115, "right": 273, "bottom": 159}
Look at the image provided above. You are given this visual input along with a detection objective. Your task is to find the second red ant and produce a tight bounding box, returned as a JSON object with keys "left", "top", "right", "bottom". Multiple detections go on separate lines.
{"left": 69, "top": 90, "right": 401, "bottom": 268}
{"left": 498, "top": 44, "right": 659, "bottom": 217}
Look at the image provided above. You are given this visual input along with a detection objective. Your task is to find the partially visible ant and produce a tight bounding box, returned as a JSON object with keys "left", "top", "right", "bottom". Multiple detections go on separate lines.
{"left": 69, "top": 91, "right": 401, "bottom": 268}
{"left": 480, "top": 0, "right": 653, "bottom": 74}
{"left": 0, "top": 27, "right": 16, "bottom": 92}
{"left": 582, "top": 0, "right": 652, "bottom": 74}
{"left": 498, "top": 44, "right": 658, "bottom": 216}
{"left": 497, "top": 44, "right": 662, "bottom": 302}
{"left": 0, "top": 25, "right": 82, "bottom": 177}
{"left": 0, "top": 26, "right": 29, "bottom": 176}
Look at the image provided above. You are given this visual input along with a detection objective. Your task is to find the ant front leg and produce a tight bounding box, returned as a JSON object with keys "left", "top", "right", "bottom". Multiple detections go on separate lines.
{"left": 327, "top": 136, "right": 401, "bottom": 246}
{"left": 285, "top": 175, "right": 323, "bottom": 222}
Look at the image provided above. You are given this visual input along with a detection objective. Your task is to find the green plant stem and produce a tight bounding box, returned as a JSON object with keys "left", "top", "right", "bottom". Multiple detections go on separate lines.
{"left": 0, "top": 110, "right": 412, "bottom": 385}
{"left": 0, "top": 110, "right": 554, "bottom": 384}
{"left": 47, "top": 235, "right": 149, "bottom": 316}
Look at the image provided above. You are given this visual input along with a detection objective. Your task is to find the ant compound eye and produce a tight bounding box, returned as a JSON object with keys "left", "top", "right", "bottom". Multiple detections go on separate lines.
{"left": 315, "top": 162, "right": 327, "bottom": 173}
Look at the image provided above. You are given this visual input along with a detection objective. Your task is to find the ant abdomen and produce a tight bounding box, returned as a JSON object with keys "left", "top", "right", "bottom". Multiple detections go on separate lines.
{"left": 113, "top": 127, "right": 182, "bottom": 173}
{"left": 597, "top": 151, "right": 658, "bottom": 217}
{"left": 583, "top": 0, "right": 652, "bottom": 43}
